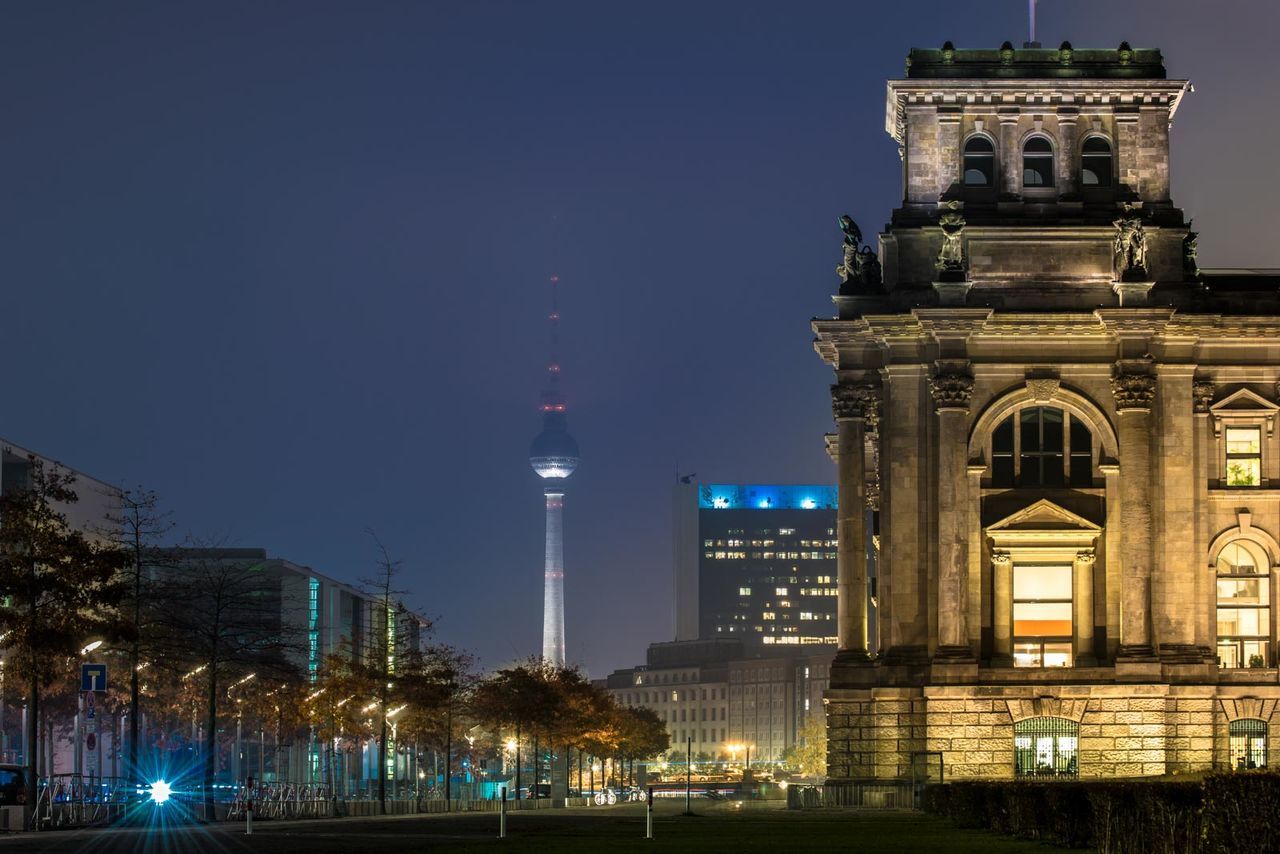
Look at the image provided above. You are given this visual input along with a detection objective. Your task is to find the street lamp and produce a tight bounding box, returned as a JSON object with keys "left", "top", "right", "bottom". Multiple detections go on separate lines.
{"left": 80, "top": 640, "right": 104, "bottom": 656}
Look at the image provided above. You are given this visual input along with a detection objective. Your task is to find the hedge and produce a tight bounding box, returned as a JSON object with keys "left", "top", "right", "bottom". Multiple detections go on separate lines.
{"left": 921, "top": 773, "right": 1280, "bottom": 853}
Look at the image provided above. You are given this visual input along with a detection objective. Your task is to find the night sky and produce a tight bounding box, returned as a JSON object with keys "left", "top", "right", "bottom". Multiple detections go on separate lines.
{"left": 5, "top": 1, "right": 1278, "bottom": 678}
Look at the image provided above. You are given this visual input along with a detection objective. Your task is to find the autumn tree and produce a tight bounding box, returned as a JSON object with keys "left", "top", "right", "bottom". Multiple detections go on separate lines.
{"left": 304, "top": 647, "right": 373, "bottom": 807}
{"left": 470, "top": 659, "right": 561, "bottom": 799}
{"left": 0, "top": 456, "right": 130, "bottom": 821}
{"left": 394, "top": 644, "right": 473, "bottom": 805}
{"left": 781, "top": 713, "right": 827, "bottom": 778}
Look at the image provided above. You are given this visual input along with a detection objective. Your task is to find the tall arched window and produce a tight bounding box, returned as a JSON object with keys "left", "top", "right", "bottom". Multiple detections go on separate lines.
{"left": 1022, "top": 136, "right": 1055, "bottom": 188}
{"left": 1216, "top": 541, "right": 1271, "bottom": 668}
{"left": 1014, "top": 717, "right": 1079, "bottom": 777}
{"left": 1081, "top": 136, "right": 1113, "bottom": 187}
{"left": 1229, "top": 719, "right": 1268, "bottom": 769}
{"left": 989, "top": 406, "right": 1094, "bottom": 489}
{"left": 963, "top": 136, "right": 995, "bottom": 186}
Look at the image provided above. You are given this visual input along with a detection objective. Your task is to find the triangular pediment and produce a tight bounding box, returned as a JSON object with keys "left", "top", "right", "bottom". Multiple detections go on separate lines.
{"left": 986, "top": 499, "right": 1102, "bottom": 533}
{"left": 1210, "top": 388, "right": 1279, "bottom": 414}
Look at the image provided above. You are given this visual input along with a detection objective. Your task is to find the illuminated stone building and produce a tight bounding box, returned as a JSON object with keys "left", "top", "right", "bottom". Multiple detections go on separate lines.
{"left": 816, "top": 43, "right": 1280, "bottom": 781}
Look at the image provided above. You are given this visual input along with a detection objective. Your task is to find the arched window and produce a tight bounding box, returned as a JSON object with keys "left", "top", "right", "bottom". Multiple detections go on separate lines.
{"left": 1216, "top": 541, "right": 1271, "bottom": 668}
{"left": 1229, "top": 719, "right": 1268, "bottom": 770}
{"left": 963, "top": 136, "right": 995, "bottom": 186}
{"left": 989, "top": 406, "right": 1094, "bottom": 489}
{"left": 1081, "top": 136, "right": 1112, "bottom": 188}
{"left": 1022, "top": 136, "right": 1055, "bottom": 188}
{"left": 1014, "top": 717, "right": 1079, "bottom": 777}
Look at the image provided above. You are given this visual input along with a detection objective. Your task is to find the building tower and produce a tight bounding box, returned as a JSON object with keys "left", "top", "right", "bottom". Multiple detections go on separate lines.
{"left": 815, "top": 41, "right": 1280, "bottom": 785}
{"left": 529, "top": 274, "right": 579, "bottom": 666}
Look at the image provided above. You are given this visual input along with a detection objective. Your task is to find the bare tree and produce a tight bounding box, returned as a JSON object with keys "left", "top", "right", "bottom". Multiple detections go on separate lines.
{"left": 149, "top": 543, "right": 304, "bottom": 820}
{"left": 99, "top": 486, "right": 171, "bottom": 787}
{"left": 360, "top": 530, "right": 407, "bottom": 816}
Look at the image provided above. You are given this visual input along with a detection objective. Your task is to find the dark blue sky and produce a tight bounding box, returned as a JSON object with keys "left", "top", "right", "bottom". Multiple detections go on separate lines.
{"left": 4, "top": 1, "right": 1278, "bottom": 676}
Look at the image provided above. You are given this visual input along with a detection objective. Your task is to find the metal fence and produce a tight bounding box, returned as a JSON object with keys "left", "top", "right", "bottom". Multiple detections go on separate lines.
{"left": 786, "top": 782, "right": 919, "bottom": 810}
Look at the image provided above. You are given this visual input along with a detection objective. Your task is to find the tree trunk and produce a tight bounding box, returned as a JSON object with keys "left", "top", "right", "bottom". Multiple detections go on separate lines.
{"left": 443, "top": 703, "right": 452, "bottom": 811}
{"left": 203, "top": 660, "right": 218, "bottom": 821}
{"left": 378, "top": 709, "right": 387, "bottom": 814}
{"left": 533, "top": 735, "right": 539, "bottom": 801}
{"left": 514, "top": 726, "right": 521, "bottom": 800}
{"left": 24, "top": 668, "right": 37, "bottom": 829}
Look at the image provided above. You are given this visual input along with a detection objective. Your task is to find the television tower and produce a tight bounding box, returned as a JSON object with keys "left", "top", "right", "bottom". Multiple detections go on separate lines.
{"left": 528, "top": 273, "right": 579, "bottom": 666}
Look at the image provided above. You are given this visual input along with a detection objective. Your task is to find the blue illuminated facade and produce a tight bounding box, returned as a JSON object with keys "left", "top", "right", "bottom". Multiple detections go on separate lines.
{"left": 699, "top": 484, "right": 838, "bottom": 511}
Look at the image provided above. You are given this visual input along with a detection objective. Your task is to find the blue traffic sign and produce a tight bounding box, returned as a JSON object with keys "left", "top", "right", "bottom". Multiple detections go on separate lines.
{"left": 81, "top": 663, "right": 107, "bottom": 693}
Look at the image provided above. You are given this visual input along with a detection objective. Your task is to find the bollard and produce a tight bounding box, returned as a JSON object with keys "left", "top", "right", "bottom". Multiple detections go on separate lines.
{"left": 246, "top": 801, "right": 253, "bottom": 835}
{"left": 645, "top": 787, "right": 653, "bottom": 839}
{"left": 499, "top": 785, "right": 506, "bottom": 839}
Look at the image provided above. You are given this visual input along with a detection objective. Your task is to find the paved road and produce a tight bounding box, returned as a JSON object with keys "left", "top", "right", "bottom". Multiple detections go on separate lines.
{"left": 0, "top": 804, "right": 648, "bottom": 853}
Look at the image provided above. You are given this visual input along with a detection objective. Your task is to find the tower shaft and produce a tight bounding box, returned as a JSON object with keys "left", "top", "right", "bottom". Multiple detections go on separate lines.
{"left": 541, "top": 487, "right": 566, "bottom": 666}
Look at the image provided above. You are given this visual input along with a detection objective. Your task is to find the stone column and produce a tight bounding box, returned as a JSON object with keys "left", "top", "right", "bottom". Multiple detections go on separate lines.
{"left": 999, "top": 113, "right": 1020, "bottom": 197}
{"left": 1192, "top": 380, "right": 1216, "bottom": 658}
{"left": 831, "top": 383, "right": 878, "bottom": 665}
{"left": 1057, "top": 110, "right": 1079, "bottom": 196}
{"left": 992, "top": 551, "right": 1013, "bottom": 665}
{"left": 1074, "top": 549, "right": 1097, "bottom": 665}
{"left": 930, "top": 363, "right": 974, "bottom": 660}
{"left": 1112, "top": 365, "right": 1156, "bottom": 661}
{"left": 1154, "top": 365, "right": 1198, "bottom": 661}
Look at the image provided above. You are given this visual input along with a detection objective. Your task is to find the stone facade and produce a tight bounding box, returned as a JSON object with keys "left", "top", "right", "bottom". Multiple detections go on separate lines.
{"left": 815, "top": 44, "right": 1280, "bottom": 782}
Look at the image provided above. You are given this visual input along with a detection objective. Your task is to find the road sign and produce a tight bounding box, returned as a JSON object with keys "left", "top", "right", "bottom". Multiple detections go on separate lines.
{"left": 86, "top": 733, "right": 96, "bottom": 752}
{"left": 85, "top": 690, "right": 96, "bottom": 720}
{"left": 80, "top": 663, "right": 107, "bottom": 693}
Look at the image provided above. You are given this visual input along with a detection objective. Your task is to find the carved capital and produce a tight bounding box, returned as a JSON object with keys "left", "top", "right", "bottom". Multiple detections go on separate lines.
{"left": 1193, "top": 381, "right": 1216, "bottom": 414}
{"left": 991, "top": 550, "right": 1011, "bottom": 567}
{"left": 929, "top": 371, "right": 974, "bottom": 411}
{"left": 1075, "top": 550, "right": 1096, "bottom": 565}
{"left": 1111, "top": 369, "right": 1156, "bottom": 411}
{"left": 831, "top": 383, "right": 882, "bottom": 426}
{"left": 864, "top": 481, "right": 880, "bottom": 512}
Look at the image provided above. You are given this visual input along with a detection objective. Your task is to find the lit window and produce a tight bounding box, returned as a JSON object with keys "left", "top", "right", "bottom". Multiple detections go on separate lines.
{"left": 775, "top": 587, "right": 788, "bottom": 596}
{"left": 739, "top": 587, "right": 751, "bottom": 596}
{"left": 1081, "top": 136, "right": 1112, "bottom": 188}
{"left": 1013, "top": 564, "right": 1073, "bottom": 667}
{"left": 1014, "top": 717, "right": 1078, "bottom": 777}
{"left": 762, "top": 612, "right": 776, "bottom": 621}
{"left": 1226, "top": 427, "right": 1262, "bottom": 486}
{"left": 1229, "top": 719, "right": 1268, "bottom": 769}
{"left": 1022, "top": 136, "right": 1055, "bottom": 188}
{"left": 963, "top": 135, "right": 995, "bottom": 186}
{"left": 1216, "top": 541, "right": 1270, "bottom": 668}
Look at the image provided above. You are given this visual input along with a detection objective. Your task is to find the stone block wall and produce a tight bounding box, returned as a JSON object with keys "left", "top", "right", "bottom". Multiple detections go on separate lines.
{"left": 826, "top": 684, "right": 1280, "bottom": 782}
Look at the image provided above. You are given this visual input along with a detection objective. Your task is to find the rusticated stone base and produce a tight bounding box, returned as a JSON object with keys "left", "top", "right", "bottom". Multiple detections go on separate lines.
{"left": 826, "top": 683, "right": 1280, "bottom": 781}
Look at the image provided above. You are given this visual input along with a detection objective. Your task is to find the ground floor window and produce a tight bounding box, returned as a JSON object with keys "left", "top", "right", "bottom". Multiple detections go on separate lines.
{"left": 1229, "top": 719, "right": 1268, "bottom": 770}
{"left": 1014, "top": 717, "right": 1079, "bottom": 778}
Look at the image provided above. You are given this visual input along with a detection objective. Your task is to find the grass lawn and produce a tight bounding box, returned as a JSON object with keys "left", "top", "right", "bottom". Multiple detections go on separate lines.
{"left": 433, "top": 802, "right": 1076, "bottom": 853}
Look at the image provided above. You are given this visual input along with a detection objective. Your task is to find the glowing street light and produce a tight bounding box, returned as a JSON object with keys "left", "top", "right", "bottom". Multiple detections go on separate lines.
{"left": 148, "top": 779, "right": 172, "bottom": 805}
{"left": 80, "top": 640, "right": 104, "bottom": 656}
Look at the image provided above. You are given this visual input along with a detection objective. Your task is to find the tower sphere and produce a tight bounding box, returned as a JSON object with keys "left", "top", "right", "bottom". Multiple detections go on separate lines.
{"left": 529, "top": 417, "right": 580, "bottom": 479}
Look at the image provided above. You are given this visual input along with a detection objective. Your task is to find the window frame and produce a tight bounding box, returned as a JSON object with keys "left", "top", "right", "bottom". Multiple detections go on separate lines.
{"left": 1021, "top": 134, "right": 1057, "bottom": 194}
{"left": 1215, "top": 540, "right": 1272, "bottom": 669}
{"left": 1079, "top": 134, "right": 1114, "bottom": 189}
{"left": 1229, "top": 718, "right": 1268, "bottom": 770}
{"left": 1225, "top": 425, "right": 1263, "bottom": 488}
{"left": 1012, "top": 563, "right": 1074, "bottom": 668}
{"left": 1014, "top": 716, "right": 1079, "bottom": 778}
{"left": 962, "top": 133, "right": 997, "bottom": 189}
{"left": 987, "top": 405, "right": 1095, "bottom": 490}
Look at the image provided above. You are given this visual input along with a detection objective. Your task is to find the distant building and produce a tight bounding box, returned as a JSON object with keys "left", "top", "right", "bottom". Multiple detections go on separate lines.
{"left": 0, "top": 438, "right": 120, "bottom": 538}
{"left": 603, "top": 640, "right": 831, "bottom": 763}
{"left": 674, "top": 483, "right": 852, "bottom": 652}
